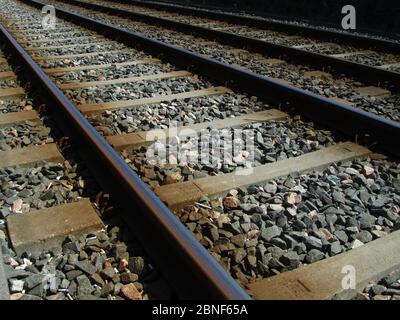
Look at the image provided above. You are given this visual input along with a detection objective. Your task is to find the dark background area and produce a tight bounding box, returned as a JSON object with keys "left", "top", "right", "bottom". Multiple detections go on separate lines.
{"left": 149, "top": 0, "right": 400, "bottom": 38}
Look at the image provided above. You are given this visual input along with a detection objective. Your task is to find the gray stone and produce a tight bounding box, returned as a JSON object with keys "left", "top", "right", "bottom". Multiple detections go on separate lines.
{"left": 74, "top": 260, "right": 97, "bottom": 275}
{"left": 28, "top": 282, "right": 46, "bottom": 298}
{"left": 359, "top": 214, "right": 377, "bottom": 229}
{"left": 355, "top": 230, "right": 373, "bottom": 243}
{"left": 328, "top": 241, "right": 342, "bottom": 256}
{"left": 304, "top": 236, "right": 323, "bottom": 250}
{"left": 264, "top": 183, "right": 277, "bottom": 194}
{"left": 90, "top": 273, "right": 105, "bottom": 287}
{"left": 279, "top": 251, "right": 301, "bottom": 267}
{"left": 60, "top": 278, "right": 70, "bottom": 289}
{"left": 371, "top": 284, "right": 387, "bottom": 295}
{"left": 66, "top": 269, "right": 83, "bottom": 280}
{"left": 0, "top": 249, "right": 10, "bottom": 300}
{"left": 334, "top": 230, "right": 348, "bottom": 244}
{"left": 24, "top": 274, "right": 46, "bottom": 290}
{"left": 260, "top": 225, "right": 282, "bottom": 242}
{"left": 232, "top": 248, "right": 246, "bottom": 264}
{"left": 305, "top": 249, "right": 325, "bottom": 263}
{"left": 76, "top": 275, "right": 93, "bottom": 296}
{"left": 382, "top": 270, "right": 400, "bottom": 286}
{"left": 114, "top": 282, "right": 123, "bottom": 295}
{"left": 100, "top": 265, "right": 116, "bottom": 280}
{"left": 120, "top": 272, "right": 139, "bottom": 284}
{"left": 289, "top": 231, "right": 307, "bottom": 242}
{"left": 100, "top": 281, "right": 114, "bottom": 297}
{"left": 385, "top": 288, "right": 400, "bottom": 295}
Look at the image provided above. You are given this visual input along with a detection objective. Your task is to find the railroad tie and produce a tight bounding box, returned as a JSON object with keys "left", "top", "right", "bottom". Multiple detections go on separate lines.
{"left": 6, "top": 199, "right": 104, "bottom": 256}
{"left": 24, "top": 40, "right": 113, "bottom": 51}
{"left": 59, "top": 70, "right": 192, "bottom": 90}
{"left": 106, "top": 109, "right": 288, "bottom": 150}
{"left": 304, "top": 70, "right": 332, "bottom": 79}
{"left": 0, "top": 70, "right": 16, "bottom": 81}
{"left": 79, "top": 86, "right": 232, "bottom": 113}
{"left": 0, "top": 144, "right": 63, "bottom": 168}
{"left": 0, "top": 87, "right": 24, "bottom": 100}
{"left": 353, "top": 86, "right": 391, "bottom": 97}
{"left": 155, "top": 142, "right": 371, "bottom": 210}
{"left": 33, "top": 49, "right": 140, "bottom": 62}
{"left": 330, "top": 50, "right": 374, "bottom": 58}
{"left": 43, "top": 58, "right": 160, "bottom": 74}
{"left": 247, "top": 229, "right": 400, "bottom": 300}
{"left": 17, "top": 35, "right": 97, "bottom": 44}
{"left": 0, "top": 110, "right": 40, "bottom": 127}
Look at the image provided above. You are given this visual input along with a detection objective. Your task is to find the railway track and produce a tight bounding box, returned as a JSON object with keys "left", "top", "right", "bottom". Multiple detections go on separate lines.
{"left": 0, "top": 0, "right": 399, "bottom": 301}
{"left": 0, "top": 0, "right": 248, "bottom": 300}
{"left": 93, "top": 0, "right": 400, "bottom": 54}
{"left": 126, "top": 0, "right": 400, "bottom": 43}
{"left": 41, "top": 0, "right": 400, "bottom": 124}
{"left": 0, "top": 12, "right": 179, "bottom": 302}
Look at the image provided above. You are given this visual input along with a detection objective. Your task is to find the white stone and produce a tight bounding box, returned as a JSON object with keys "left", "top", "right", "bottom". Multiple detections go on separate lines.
{"left": 10, "top": 279, "right": 24, "bottom": 293}
{"left": 363, "top": 165, "right": 374, "bottom": 176}
{"left": 351, "top": 239, "right": 364, "bottom": 249}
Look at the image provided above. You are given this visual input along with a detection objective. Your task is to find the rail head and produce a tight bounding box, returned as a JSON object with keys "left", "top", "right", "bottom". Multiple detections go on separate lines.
{"left": 30, "top": 0, "right": 400, "bottom": 158}
{"left": 0, "top": 15, "right": 250, "bottom": 300}
{"left": 118, "top": 0, "right": 400, "bottom": 53}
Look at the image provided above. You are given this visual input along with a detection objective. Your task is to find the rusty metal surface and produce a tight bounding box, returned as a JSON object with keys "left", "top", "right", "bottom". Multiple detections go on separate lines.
{"left": 0, "top": 17, "right": 250, "bottom": 300}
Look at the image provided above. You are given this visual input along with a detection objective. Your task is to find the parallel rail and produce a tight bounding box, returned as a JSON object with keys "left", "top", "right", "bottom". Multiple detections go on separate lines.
{"left": 59, "top": 0, "right": 400, "bottom": 87}
{"left": 126, "top": 0, "right": 400, "bottom": 43}
{"left": 1, "top": 0, "right": 400, "bottom": 300}
{"left": 0, "top": 12, "right": 250, "bottom": 300}
{"left": 112, "top": 0, "right": 400, "bottom": 53}
{"left": 26, "top": 0, "right": 400, "bottom": 158}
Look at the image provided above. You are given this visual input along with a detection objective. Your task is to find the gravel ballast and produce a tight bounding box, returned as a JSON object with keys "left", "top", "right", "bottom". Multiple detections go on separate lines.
{"left": 52, "top": 62, "right": 176, "bottom": 85}
{"left": 88, "top": 93, "right": 266, "bottom": 135}
{"left": 174, "top": 157, "right": 400, "bottom": 286}
{"left": 357, "top": 269, "right": 400, "bottom": 300}
{"left": 122, "top": 118, "right": 339, "bottom": 189}
{"left": 65, "top": 76, "right": 212, "bottom": 105}
{"left": 41, "top": 0, "right": 400, "bottom": 122}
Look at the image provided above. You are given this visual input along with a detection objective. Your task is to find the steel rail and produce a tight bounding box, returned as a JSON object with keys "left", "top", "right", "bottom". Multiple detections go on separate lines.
{"left": 130, "top": 0, "right": 400, "bottom": 41}
{"left": 113, "top": 0, "right": 400, "bottom": 54}
{"left": 22, "top": 0, "right": 400, "bottom": 157}
{"left": 60, "top": 0, "right": 400, "bottom": 88}
{"left": 0, "top": 14, "right": 251, "bottom": 300}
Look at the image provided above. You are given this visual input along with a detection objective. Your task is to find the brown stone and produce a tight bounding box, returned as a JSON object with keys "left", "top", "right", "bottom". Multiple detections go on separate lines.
{"left": 372, "top": 294, "right": 391, "bottom": 300}
{"left": 372, "top": 230, "right": 388, "bottom": 238}
{"left": 318, "top": 228, "right": 334, "bottom": 241}
{"left": 355, "top": 292, "right": 370, "bottom": 300}
{"left": 121, "top": 283, "right": 142, "bottom": 300}
{"left": 222, "top": 196, "right": 240, "bottom": 209}
{"left": 10, "top": 293, "right": 23, "bottom": 300}
{"left": 144, "top": 168, "right": 157, "bottom": 180}
{"left": 362, "top": 165, "right": 374, "bottom": 176}
{"left": 163, "top": 172, "right": 182, "bottom": 185}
